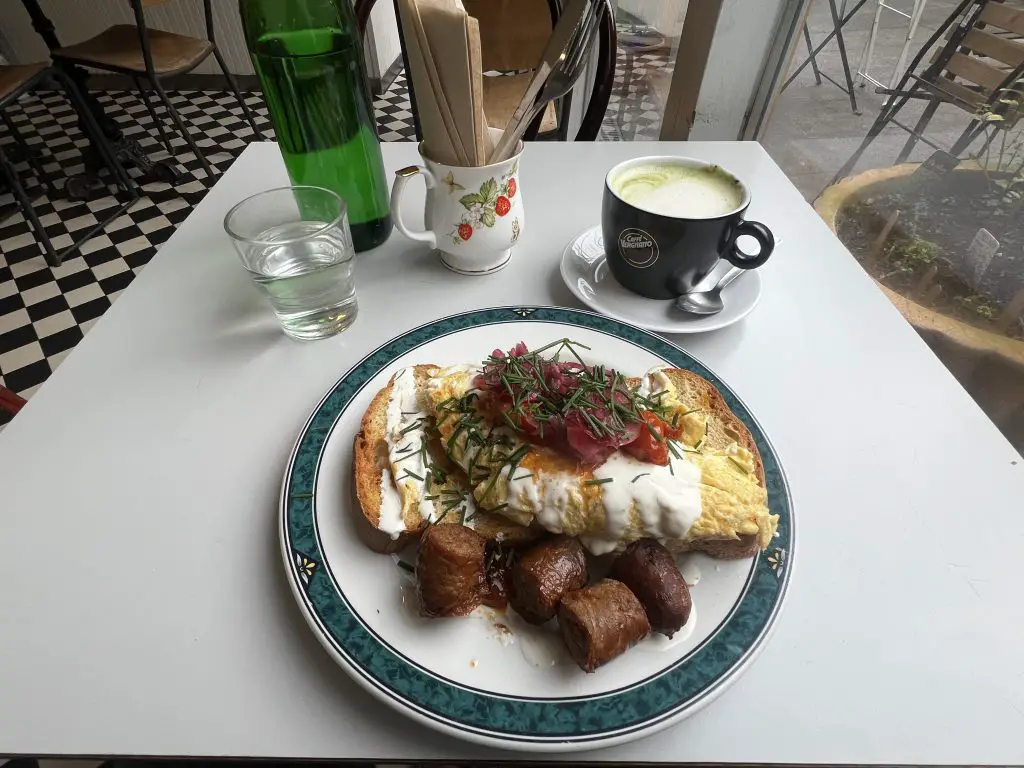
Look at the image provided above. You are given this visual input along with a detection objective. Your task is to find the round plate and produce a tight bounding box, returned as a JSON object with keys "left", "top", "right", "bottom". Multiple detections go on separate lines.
{"left": 560, "top": 227, "right": 763, "bottom": 334}
{"left": 280, "top": 306, "right": 794, "bottom": 752}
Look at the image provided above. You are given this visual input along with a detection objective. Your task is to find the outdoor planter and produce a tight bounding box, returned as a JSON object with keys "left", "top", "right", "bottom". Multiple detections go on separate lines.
{"left": 816, "top": 163, "right": 1024, "bottom": 448}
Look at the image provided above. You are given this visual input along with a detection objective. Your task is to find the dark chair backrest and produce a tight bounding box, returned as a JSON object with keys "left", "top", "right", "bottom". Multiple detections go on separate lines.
{"left": 354, "top": 0, "right": 615, "bottom": 141}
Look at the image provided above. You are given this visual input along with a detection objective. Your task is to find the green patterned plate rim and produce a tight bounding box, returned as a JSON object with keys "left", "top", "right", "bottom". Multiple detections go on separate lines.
{"left": 280, "top": 306, "right": 794, "bottom": 750}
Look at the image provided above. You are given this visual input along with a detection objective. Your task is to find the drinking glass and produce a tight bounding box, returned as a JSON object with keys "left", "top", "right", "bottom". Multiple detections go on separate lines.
{"left": 224, "top": 186, "right": 358, "bottom": 340}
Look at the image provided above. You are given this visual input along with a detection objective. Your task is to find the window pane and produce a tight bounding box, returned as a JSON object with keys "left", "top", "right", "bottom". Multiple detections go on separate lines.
{"left": 762, "top": 0, "right": 1024, "bottom": 452}
{"left": 600, "top": 0, "right": 689, "bottom": 141}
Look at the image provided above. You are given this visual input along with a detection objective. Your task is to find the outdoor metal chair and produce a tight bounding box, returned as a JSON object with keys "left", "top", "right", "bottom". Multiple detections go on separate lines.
{"left": 51, "top": 0, "right": 263, "bottom": 180}
{"left": 831, "top": 0, "right": 1024, "bottom": 184}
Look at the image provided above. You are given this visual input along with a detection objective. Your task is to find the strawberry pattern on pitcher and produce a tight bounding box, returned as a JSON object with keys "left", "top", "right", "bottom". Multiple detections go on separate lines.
{"left": 447, "top": 160, "right": 519, "bottom": 246}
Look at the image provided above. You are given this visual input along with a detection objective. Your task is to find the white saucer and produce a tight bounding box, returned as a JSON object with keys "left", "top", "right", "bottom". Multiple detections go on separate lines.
{"left": 560, "top": 226, "right": 762, "bottom": 334}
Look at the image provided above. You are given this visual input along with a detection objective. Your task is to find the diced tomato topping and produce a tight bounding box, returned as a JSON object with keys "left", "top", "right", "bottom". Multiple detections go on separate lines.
{"left": 662, "top": 415, "right": 684, "bottom": 441}
{"left": 623, "top": 412, "right": 670, "bottom": 465}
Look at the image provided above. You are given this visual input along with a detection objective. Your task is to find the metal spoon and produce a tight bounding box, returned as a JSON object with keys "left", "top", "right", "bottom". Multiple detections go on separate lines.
{"left": 675, "top": 266, "right": 745, "bottom": 315}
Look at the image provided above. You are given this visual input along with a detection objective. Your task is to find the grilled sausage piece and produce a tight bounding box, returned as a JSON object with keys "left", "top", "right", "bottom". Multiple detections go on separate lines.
{"left": 509, "top": 535, "right": 588, "bottom": 624}
{"left": 610, "top": 538, "right": 692, "bottom": 637}
{"left": 558, "top": 579, "right": 651, "bottom": 672}
{"left": 417, "top": 524, "right": 486, "bottom": 617}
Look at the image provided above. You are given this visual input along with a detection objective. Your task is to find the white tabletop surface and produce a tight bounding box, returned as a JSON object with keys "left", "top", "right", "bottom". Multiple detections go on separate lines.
{"left": 1, "top": 141, "right": 1022, "bottom": 765}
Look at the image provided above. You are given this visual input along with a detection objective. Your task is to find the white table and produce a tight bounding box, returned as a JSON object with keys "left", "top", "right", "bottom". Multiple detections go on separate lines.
{"left": 1, "top": 142, "right": 1022, "bottom": 765}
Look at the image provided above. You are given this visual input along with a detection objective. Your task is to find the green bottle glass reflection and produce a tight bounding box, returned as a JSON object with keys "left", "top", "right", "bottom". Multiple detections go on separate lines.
{"left": 239, "top": 0, "right": 392, "bottom": 252}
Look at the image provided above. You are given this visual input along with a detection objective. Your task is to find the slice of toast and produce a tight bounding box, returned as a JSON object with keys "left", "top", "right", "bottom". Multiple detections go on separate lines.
{"left": 353, "top": 365, "right": 438, "bottom": 553}
{"left": 353, "top": 365, "right": 539, "bottom": 553}
{"left": 645, "top": 367, "right": 768, "bottom": 559}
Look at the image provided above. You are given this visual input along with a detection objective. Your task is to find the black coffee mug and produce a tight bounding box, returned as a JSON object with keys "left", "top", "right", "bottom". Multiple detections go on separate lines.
{"left": 602, "top": 156, "right": 774, "bottom": 300}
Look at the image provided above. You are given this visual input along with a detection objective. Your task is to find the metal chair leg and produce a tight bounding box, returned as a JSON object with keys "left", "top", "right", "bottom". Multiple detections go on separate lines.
{"left": 51, "top": 67, "right": 136, "bottom": 196}
{"left": 0, "top": 146, "right": 60, "bottom": 266}
{"left": 830, "top": 100, "right": 906, "bottom": 185}
{"left": 0, "top": 109, "right": 56, "bottom": 195}
{"left": 150, "top": 77, "right": 213, "bottom": 177}
{"left": 975, "top": 123, "right": 1000, "bottom": 156}
{"left": 829, "top": 0, "right": 860, "bottom": 115}
{"left": 950, "top": 120, "right": 986, "bottom": 157}
{"left": 213, "top": 46, "right": 264, "bottom": 140}
{"left": 896, "top": 97, "right": 941, "bottom": 162}
{"left": 133, "top": 75, "right": 174, "bottom": 155}
{"left": 803, "top": 24, "right": 823, "bottom": 86}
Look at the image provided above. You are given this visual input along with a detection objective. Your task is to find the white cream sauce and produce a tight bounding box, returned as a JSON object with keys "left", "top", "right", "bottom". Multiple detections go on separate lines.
{"left": 638, "top": 604, "right": 698, "bottom": 652}
{"left": 590, "top": 446, "right": 702, "bottom": 550}
{"left": 496, "top": 609, "right": 572, "bottom": 668}
{"left": 638, "top": 366, "right": 671, "bottom": 399}
{"left": 579, "top": 535, "right": 623, "bottom": 556}
{"left": 377, "top": 467, "right": 406, "bottom": 539}
{"left": 381, "top": 367, "right": 436, "bottom": 532}
{"left": 531, "top": 473, "right": 580, "bottom": 533}
{"left": 507, "top": 469, "right": 542, "bottom": 511}
{"left": 679, "top": 556, "right": 702, "bottom": 587}
{"left": 505, "top": 447, "right": 702, "bottom": 554}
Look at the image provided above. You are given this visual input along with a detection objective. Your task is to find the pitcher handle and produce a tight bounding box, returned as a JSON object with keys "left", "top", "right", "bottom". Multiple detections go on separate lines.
{"left": 391, "top": 165, "right": 438, "bottom": 248}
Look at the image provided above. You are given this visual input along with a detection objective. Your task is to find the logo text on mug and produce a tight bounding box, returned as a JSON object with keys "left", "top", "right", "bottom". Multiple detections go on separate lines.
{"left": 618, "top": 228, "right": 659, "bottom": 268}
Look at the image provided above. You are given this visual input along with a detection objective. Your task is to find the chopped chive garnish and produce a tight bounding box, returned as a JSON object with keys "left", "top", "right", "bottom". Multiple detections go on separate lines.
{"left": 632, "top": 473, "right": 650, "bottom": 483}
{"left": 728, "top": 456, "right": 750, "bottom": 473}
{"left": 432, "top": 506, "right": 454, "bottom": 525}
{"left": 644, "top": 420, "right": 665, "bottom": 442}
{"left": 584, "top": 477, "right": 613, "bottom": 486}
{"left": 399, "top": 419, "right": 425, "bottom": 436}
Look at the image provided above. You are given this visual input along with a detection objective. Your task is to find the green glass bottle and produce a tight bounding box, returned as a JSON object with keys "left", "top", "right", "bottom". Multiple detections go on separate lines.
{"left": 239, "top": 0, "right": 392, "bottom": 252}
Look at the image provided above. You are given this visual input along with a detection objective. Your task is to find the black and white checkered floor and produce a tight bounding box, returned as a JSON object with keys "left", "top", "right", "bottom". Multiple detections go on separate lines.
{"left": 0, "top": 74, "right": 418, "bottom": 428}
{"left": 1, "top": 59, "right": 665, "bottom": 430}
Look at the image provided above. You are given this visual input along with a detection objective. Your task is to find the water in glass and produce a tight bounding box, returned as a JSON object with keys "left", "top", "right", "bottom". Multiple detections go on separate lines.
{"left": 247, "top": 221, "right": 357, "bottom": 340}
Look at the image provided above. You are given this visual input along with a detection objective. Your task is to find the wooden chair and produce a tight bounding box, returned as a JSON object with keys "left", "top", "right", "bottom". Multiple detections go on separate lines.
{"left": 1, "top": 385, "right": 28, "bottom": 417}
{"left": 832, "top": 0, "right": 1024, "bottom": 183}
{"left": 464, "top": 0, "right": 563, "bottom": 138}
{"left": 354, "top": 0, "right": 616, "bottom": 142}
{"left": 0, "top": 64, "right": 136, "bottom": 266}
{"left": 51, "top": 0, "right": 263, "bottom": 179}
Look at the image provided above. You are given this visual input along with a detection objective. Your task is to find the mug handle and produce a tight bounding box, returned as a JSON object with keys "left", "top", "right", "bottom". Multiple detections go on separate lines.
{"left": 391, "top": 165, "right": 438, "bottom": 248}
{"left": 723, "top": 220, "right": 774, "bottom": 269}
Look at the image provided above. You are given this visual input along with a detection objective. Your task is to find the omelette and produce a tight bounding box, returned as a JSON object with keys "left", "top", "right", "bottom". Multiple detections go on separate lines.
{"left": 420, "top": 359, "right": 777, "bottom": 556}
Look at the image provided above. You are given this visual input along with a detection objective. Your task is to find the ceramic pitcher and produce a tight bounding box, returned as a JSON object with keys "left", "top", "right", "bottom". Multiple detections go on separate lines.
{"left": 390, "top": 142, "right": 524, "bottom": 275}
